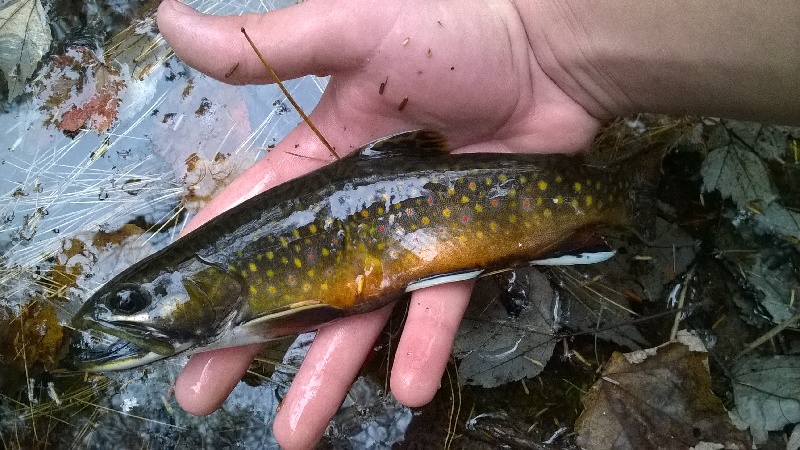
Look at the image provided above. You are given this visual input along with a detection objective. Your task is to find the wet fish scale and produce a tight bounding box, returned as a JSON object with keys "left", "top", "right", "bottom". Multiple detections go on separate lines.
{"left": 69, "top": 130, "right": 646, "bottom": 370}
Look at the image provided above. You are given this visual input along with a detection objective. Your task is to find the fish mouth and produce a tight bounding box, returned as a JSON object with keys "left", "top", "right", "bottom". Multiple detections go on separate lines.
{"left": 66, "top": 320, "right": 190, "bottom": 372}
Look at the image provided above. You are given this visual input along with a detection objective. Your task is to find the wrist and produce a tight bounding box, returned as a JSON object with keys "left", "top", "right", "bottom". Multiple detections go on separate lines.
{"left": 518, "top": 0, "right": 800, "bottom": 125}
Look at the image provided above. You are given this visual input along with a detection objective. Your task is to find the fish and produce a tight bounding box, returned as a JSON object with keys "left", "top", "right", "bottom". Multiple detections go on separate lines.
{"left": 68, "top": 130, "right": 654, "bottom": 371}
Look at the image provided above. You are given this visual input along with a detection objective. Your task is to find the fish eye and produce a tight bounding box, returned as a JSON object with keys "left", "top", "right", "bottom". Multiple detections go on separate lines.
{"left": 107, "top": 285, "right": 151, "bottom": 315}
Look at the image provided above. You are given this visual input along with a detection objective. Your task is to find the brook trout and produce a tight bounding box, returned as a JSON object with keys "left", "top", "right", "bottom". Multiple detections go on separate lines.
{"left": 69, "top": 130, "right": 652, "bottom": 370}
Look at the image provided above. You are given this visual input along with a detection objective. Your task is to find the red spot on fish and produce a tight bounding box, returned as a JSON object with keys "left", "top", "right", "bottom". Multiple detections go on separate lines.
{"left": 490, "top": 198, "right": 500, "bottom": 208}
{"left": 406, "top": 207, "right": 414, "bottom": 216}
{"left": 379, "top": 225, "right": 386, "bottom": 233}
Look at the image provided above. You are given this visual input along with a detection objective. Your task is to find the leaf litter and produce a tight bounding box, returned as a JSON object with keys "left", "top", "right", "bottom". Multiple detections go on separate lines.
{"left": 0, "top": 0, "right": 51, "bottom": 100}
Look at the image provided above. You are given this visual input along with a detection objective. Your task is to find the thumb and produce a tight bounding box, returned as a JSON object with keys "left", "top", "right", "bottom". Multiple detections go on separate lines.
{"left": 156, "top": 0, "right": 394, "bottom": 83}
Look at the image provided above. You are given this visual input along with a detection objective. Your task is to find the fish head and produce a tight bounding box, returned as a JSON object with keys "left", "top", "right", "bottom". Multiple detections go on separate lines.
{"left": 68, "top": 256, "right": 244, "bottom": 371}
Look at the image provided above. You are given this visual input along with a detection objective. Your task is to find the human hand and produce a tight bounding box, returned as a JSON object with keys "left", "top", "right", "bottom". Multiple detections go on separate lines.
{"left": 156, "top": 0, "right": 601, "bottom": 447}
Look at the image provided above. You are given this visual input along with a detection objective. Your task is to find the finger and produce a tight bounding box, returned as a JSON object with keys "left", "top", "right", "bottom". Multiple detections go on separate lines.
{"left": 173, "top": 343, "right": 264, "bottom": 415}
{"left": 273, "top": 304, "right": 394, "bottom": 450}
{"left": 157, "top": 0, "right": 395, "bottom": 83}
{"left": 390, "top": 280, "right": 473, "bottom": 407}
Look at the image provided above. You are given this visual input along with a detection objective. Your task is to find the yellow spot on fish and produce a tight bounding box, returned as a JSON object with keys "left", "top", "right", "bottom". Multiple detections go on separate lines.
{"left": 475, "top": 204, "right": 484, "bottom": 213}
{"left": 555, "top": 175, "right": 563, "bottom": 183}
{"left": 476, "top": 231, "right": 484, "bottom": 239}
{"left": 498, "top": 174, "right": 508, "bottom": 182}
{"left": 485, "top": 177, "right": 492, "bottom": 186}
{"left": 536, "top": 197, "right": 543, "bottom": 206}
{"left": 543, "top": 208, "right": 552, "bottom": 217}
{"left": 377, "top": 206, "right": 385, "bottom": 215}
{"left": 228, "top": 264, "right": 236, "bottom": 272}
{"left": 461, "top": 196, "right": 470, "bottom": 203}
{"left": 268, "top": 286, "right": 277, "bottom": 294}
{"left": 574, "top": 182, "right": 582, "bottom": 193}
{"left": 447, "top": 186, "right": 455, "bottom": 196}
{"left": 267, "top": 251, "right": 274, "bottom": 260}
{"left": 538, "top": 180, "right": 548, "bottom": 191}
{"left": 321, "top": 283, "right": 329, "bottom": 291}
{"left": 267, "top": 269, "right": 274, "bottom": 277}
{"left": 490, "top": 221, "right": 498, "bottom": 231}
{"left": 240, "top": 270, "right": 248, "bottom": 278}
{"left": 519, "top": 175, "right": 527, "bottom": 184}
{"left": 422, "top": 216, "right": 430, "bottom": 225}
{"left": 303, "top": 283, "right": 311, "bottom": 292}
{"left": 249, "top": 262, "right": 258, "bottom": 272}
{"left": 509, "top": 214, "right": 517, "bottom": 223}
{"left": 585, "top": 195, "right": 593, "bottom": 206}
{"left": 459, "top": 235, "right": 467, "bottom": 243}
{"left": 508, "top": 188, "right": 516, "bottom": 197}
{"left": 280, "top": 237, "right": 288, "bottom": 248}
{"left": 307, "top": 269, "right": 315, "bottom": 278}
{"left": 571, "top": 199, "right": 579, "bottom": 208}
{"left": 468, "top": 181, "right": 477, "bottom": 191}
{"left": 237, "top": 249, "right": 243, "bottom": 257}
{"left": 250, "top": 286, "right": 258, "bottom": 295}
{"left": 293, "top": 229, "right": 300, "bottom": 238}
{"left": 554, "top": 195, "right": 563, "bottom": 204}
{"left": 281, "top": 256, "right": 288, "bottom": 264}
{"left": 309, "top": 224, "right": 317, "bottom": 234}
{"left": 361, "top": 210, "right": 369, "bottom": 218}
{"left": 443, "top": 208, "right": 451, "bottom": 218}
{"left": 322, "top": 248, "right": 330, "bottom": 257}
{"left": 257, "top": 254, "right": 263, "bottom": 261}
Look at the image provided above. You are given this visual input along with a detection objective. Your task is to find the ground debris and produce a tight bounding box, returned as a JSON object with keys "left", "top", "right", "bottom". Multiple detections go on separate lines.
{"left": 575, "top": 332, "right": 750, "bottom": 449}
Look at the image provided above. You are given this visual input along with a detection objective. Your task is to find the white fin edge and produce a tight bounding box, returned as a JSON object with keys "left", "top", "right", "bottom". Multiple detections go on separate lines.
{"left": 530, "top": 250, "right": 616, "bottom": 266}
{"left": 405, "top": 269, "right": 483, "bottom": 292}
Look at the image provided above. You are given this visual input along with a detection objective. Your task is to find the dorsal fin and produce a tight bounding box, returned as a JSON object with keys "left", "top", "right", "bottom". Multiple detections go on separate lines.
{"left": 358, "top": 130, "right": 450, "bottom": 159}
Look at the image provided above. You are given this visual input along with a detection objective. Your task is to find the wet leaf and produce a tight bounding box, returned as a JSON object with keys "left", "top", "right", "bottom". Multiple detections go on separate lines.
{"left": 730, "top": 355, "right": 800, "bottom": 445}
{"left": 700, "top": 121, "right": 800, "bottom": 241}
{"left": 701, "top": 143, "right": 775, "bottom": 208}
{"left": 0, "top": 0, "right": 51, "bottom": 100}
{"left": 35, "top": 46, "right": 126, "bottom": 135}
{"left": 753, "top": 202, "right": 800, "bottom": 241}
{"left": 715, "top": 225, "right": 799, "bottom": 325}
{"left": 454, "top": 268, "right": 557, "bottom": 388}
{"left": 575, "top": 333, "right": 749, "bottom": 449}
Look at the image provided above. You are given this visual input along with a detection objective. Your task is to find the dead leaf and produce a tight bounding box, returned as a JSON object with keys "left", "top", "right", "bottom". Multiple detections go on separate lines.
{"left": 701, "top": 143, "right": 775, "bottom": 208}
{"left": 575, "top": 336, "right": 749, "bottom": 449}
{"left": 454, "top": 268, "right": 557, "bottom": 388}
{"left": 730, "top": 355, "right": 800, "bottom": 445}
{"left": 0, "top": 0, "right": 51, "bottom": 100}
{"left": 35, "top": 46, "right": 126, "bottom": 135}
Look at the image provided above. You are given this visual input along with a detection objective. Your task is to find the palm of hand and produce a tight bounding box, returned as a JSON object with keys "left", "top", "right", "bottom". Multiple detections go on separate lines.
{"left": 157, "top": 0, "right": 599, "bottom": 448}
